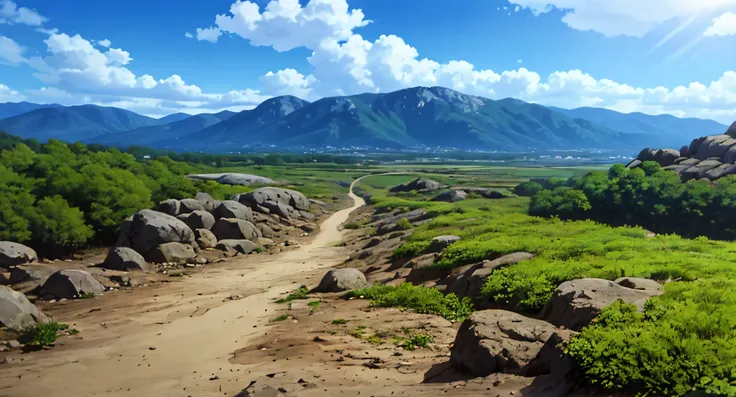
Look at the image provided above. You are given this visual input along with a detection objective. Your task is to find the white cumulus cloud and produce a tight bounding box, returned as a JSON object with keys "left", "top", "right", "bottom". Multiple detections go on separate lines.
{"left": 704, "top": 12, "right": 736, "bottom": 36}
{"left": 0, "top": 0, "right": 46, "bottom": 26}
{"left": 195, "top": 26, "right": 222, "bottom": 43}
{"left": 98, "top": 39, "right": 111, "bottom": 47}
{"left": 507, "top": 0, "right": 736, "bottom": 37}
{"left": 0, "top": 35, "right": 25, "bottom": 65}
{"left": 0, "top": 83, "right": 23, "bottom": 101}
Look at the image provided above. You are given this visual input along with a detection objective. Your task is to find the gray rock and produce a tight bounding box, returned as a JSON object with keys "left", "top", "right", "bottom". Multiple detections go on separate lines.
{"left": 663, "top": 164, "right": 692, "bottom": 174}
{"left": 215, "top": 239, "right": 258, "bottom": 255}
{"left": 101, "top": 247, "right": 151, "bottom": 271}
{"left": 212, "top": 218, "right": 262, "bottom": 241}
{"left": 0, "top": 242, "right": 38, "bottom": 268}
{"left": 40, "top": 270, "right": 105, "bottom": 299}
{"left": 213, "top": 200, "right": 254, "bottom": 222}
{"left": 695, "top": 135, "right": 736, "bottom": 160}
{"left": 256, "top": 223, "right": 277, "bottom": 238}
{"left": 236, "top": 187, "right": 311, "bottom": 212}
{"left": 432, "top": 190, "right": 468, "bottom": 202}
{"left": 118, "top": 210, "right": 195, "bottom": 257}
{"left": 680, "top": 145, "right": 691, "bottom": 157}
{"left": 424, "top": 235, "right": 461, "bottom": 254}
{"left": 156, "top": 199, "right": 180, "bottom": 216}
{"left": 541, "top": 278, "right": 662, "bottom": 331}
{"left": 194, "top": 229, "right": 217, "bottom": 249}
{"left": 146, "top": 242, "right": 196, "bottom": 264}
{"left": 625, "top": 159, "right": 641, "bottom": 169}
{"left": 689, "top": 136, "right": 707, "bottom": 158}
{"left": 636, "top": 148, "right": 657, "bottom": 162}
{"left": 179, "top": 210, "right": 216, "bottom": 230}
{"left": 179, "top": 198, "right": 206, "bottom": 214}
{"left": 363, "top": 237, "right": 382, "bottom": 249}
{"left": 705, "top": 163, "right": 736, "bottom": 180}
{"left": 309, "top": 199, "right": 327, "bottom": 206}
{"left": 195, "top": 192, "right": 218, "bottom": 212}
{"left": 187, "top": 173, "right": 277, "bottom": 186}
{"left": 8, "top": 264, "right": 58, "bottom": 285}
{"left": 446, "top": 252, "right": 535, "bottom": 299}
{"left": 679, "top": 158, "right": 701, "bottom": 166}
{"left": 653, "top": 149, "right": 680, "bottom": 166}
{"left": 261, "top": 200, "right": 294, "bottom": 219}
{"left": 450, "top": 310, "right": 557, "bottom": 376}
{"left": 614, "top": 277, "right": 663, "bottom": 291}
{"left": 389, "top": 177, "right": 442, "bottom": 193}
{"left": 681, "top": 159, "right": 723, "bottom": 180}
{"left": 728, "top": 121, "right": 736, "bottom": 137}
{"left": 314, "top": 268, "right": 368, "bottom": 292}
{"left": 0, "top": 286, "right": 48, "bottom": 332}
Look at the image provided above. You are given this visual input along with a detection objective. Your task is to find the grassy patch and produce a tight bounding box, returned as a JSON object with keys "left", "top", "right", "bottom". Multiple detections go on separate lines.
{"left": 168, "top": 271, "right": 184, "bottom": 278}
{"left": 393, "top": 333, "right": 434, "bottom": 351}
{"left": 348, "top": 325, "right": 367, "bottom": 339}
{"left": 79, "top": 292, "right": 96, "bottom": 299}
{"left": 308, "top": 300, "right": 321, "bottom": 314}
{"left": 331, "top": 318, "right": 347, "bottom": 325}
{"left": 20, "top": 322, "right": 70, "bottom": 347}
{"left": 275, "top": 286, "right": 309, "bottom": 303}
{"left": 348, "top": 283, "right": 473, "bottom": 322}
{"left": 343, "top": 222, "right": 360, "bottom": 230}
{"left": 273, "top": 315, "right": 290, "bottom": 322}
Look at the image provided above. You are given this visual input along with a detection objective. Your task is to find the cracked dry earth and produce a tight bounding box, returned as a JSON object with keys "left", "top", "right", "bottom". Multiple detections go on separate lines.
{"left": 0, "top": 184, "right": 546, "bottom": 397}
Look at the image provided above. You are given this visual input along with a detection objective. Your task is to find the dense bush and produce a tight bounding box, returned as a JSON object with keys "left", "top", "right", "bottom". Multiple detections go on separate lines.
{"left": 0, "top": 139, "right": 235, "bottom": 256}
{"left": 567, "top": 279, "right": 736, "bottom": 396}
{"left": 529, "top": 162, "right": 736, "bottom": 240}
{"left": 349, "top": 283, "right": 473, "bottom": 321}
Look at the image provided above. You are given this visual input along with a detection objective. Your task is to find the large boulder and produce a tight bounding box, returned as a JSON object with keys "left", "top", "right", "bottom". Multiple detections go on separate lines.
{"left": 432, "top": 190, "right": 468, "bottom": 203}
{"left": 9, "top": 264, "right": 59, "bottom": 286}
{"left": 314, "top": 269, "right": 368, "bottom": 293}
{"left": 0, "top": 242, "right": 38, "bottom": 268}
{"left": 680, "top": 159, "right": 722, "bottom": 180}
{"left": 614, "top": 277, "right": 662, "bottom": 291}
{"left": 450, "top": 310, "right": 558, "bottom": 376}
{"left": 389, "top": 177, "right": 442, "bottom": 193}
{"left": 0, "top": 286, "right": 48, "bottom": 332}
{"left": 195, "top": 192, "right": 218, "bottom": 212}
{"left": 423, "top": 235, "right": 461, "bottom": 254}
{"left": 705, "top": 163, "right": 736, "bottom": 180}
{"left": 215, "top": 239, "right": 258, "bottom": 255}
{"left": 236, "top": 187, "right": 311, "bottom": 212}
{"left": 119, "top": 210, "right": 195, "bottom": 257}
{"left": 694, "top": 135, "right": 736, "bottom": 160}
{"left": 101, "top": 247, "right": 151, "bottom": 271}
{"left": 636, "top": 148, "right": 657, "bottom": 162}
{"left": 653, "top": 149, "right": 680, "bottom": 166}
{"left": 541, "top": 278, "right": 662, "bottom": 331}
{"left": 728, "top": 121, "right": 736, "bottom": 137}
{"left": 445, "top": 252, "right": 535, "bottom": 300}
{"left": 40, "top": 270, "right": 105, "bottom": 299}
{"left": 212, "top": 218, "right": 262, "bottom": 241}
{"left": 179, "top": 198, "right": 206, "bottom": 214}
{"left": 188, "top": 173, "right": 277, "bottom": 186}
{"left": 179, "top": 210, "right": 216, "bottom": 230}
{"left": 156, "top": 199, "right": 180, "bottom": 216}
{"left": 146, "top": 242, "right": 196, "bottom": 264}
{"left": 213, "top": 200, "right": 254, "bottom": 222}
{"left": 194, "top": 228, "right": 217, "bottom": 249}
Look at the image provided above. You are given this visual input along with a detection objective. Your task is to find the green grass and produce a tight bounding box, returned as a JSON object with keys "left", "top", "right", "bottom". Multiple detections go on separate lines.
{"left": 308, "top": 300, "right": 321, "bottom": 314}
{"left": 331, "top": 318, "right": 347, "bottom": 325}
{"left": 79, "top": 292, "right": 96, "bottom": 299}
{"left": 394, "top": 333, "right": 434, "bottom": 351}
{"left": 20, "top": 322, "right": 70, "bottom": 347}
{"left": 273, "top": 315, "right": 290, "bottom": 322}
{"left": 348, "top": 283, "right": 473, "bottom": 322}
{"left": 168, "top": 271, "right": 184, "bottom": 277}
{"left": 276, "top": 286, "right": 310, "bottom": 303}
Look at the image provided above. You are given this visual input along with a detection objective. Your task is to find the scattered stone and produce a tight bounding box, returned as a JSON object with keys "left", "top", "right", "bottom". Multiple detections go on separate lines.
{"left": 216, "top": 240, "right": 258, "bottom": 255}
{"left": 212, "top": 218, "right": 262, "bottom": 241}
{"left": 195, "top": 192, "right": 218, "bottom": 212}
{"left": 187, "top": 173, "right": 278, "bottom": 186}
{"left": 101, "top": 247, "right": 151, "bottom": 272}
{"left": 0, "top": 242, "right": 38, "bottom": 268}
{"left": 389, "top": 178, "right": 442, "bottom": 193}
{"left": 118, "top": 210, "right": 195, "bottom": 257}
{"left": 194, "top": 229, "right": 217, "bottom": 249}
{"left": 541, "top": 278, "right": 662, "bottom": 331}
{"left": 213, "top": 200, "right": 254, "bottom": 222}
{"left": 450, "top": 310, "right": 558, "bottom": 376}
{"left": 39, "top": 270, "right": 105, "bottom": 299}
{"left": 432, "top": 190, "right": 468, "bottom": 203}
{"left": 8, "top": 264, "right": 59, "bottom": 286}
{"left": 0, "top": 285, "right": 48, "bottom": 331}
{"left": 314, "top": 269, "right": 368, "bottom": 292}
{"left": 178, "top": 198, "right": 206, "bottom": 214}
{"left": 424, "top": 235, "right": 461, "bottom": 254}
{"left": 146, "top": 242, "right": 196, "bottom": 264}
{"left": 155, "top": 199, "right": 180, "bottom": 216}
{"left": 445, "top": 252, "right": 535, "bottom": 299}
{"left": 179, "top": 210, "right": 216, "bottom": 231}
{"left": 237, "top": 187, "right": 311, "bottom": 212}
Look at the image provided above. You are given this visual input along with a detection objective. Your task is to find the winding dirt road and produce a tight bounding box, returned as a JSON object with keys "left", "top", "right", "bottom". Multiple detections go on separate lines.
{"left": 0, "top": 182, "right": 367, "bottom": 397}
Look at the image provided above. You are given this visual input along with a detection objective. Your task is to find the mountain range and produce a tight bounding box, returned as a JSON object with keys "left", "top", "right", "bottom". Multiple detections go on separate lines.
{"left": 0, "top": 87, "right": 728, "bottom": 152}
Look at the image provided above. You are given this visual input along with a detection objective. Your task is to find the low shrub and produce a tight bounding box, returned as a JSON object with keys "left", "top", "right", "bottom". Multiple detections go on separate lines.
{"left": 349, "top": 283, "right": 473, "bottom": 322}
{"left": 395, "top": 218, "right": 412, "bottom": 230}
{"left": 20, "top": 322, "right": 70, "bottom": 347}
{"left": 276, "top": 286, "right": 310, "bottom": 303}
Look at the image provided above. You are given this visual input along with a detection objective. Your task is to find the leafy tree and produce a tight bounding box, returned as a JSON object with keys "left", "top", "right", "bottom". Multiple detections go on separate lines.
{"left": 31, "top": 195, "right": 93, "bottom": 254}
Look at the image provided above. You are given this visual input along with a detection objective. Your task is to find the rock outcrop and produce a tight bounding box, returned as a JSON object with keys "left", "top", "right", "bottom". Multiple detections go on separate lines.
{"left": 627, "top": 122, "right": 736, "bottom": 181}
{"left": 450, "top": 310, "right": 558, "bottom": 376}
{"left": 146, "top": 242, "right": 196, "bottom": 264}
{"left": 9, "top": 264, "right": 59, "bottom": 286}
{"left": 213, "top": 200, "right": 254, "bottom": 222}
{"left": 101, "top": 247, "right": 151, "bottom": 271}
{"left": 187, "top": 173, "right": 278, "bottom": 186}
{"left": 195, "top": 192, "right": 218, "bottom": 212}
{"left": 234, "top": 187, "right": 311, "bottom": 220}
{"left": 178, "top": 210, "right": 216, "bottom": 230}
{"left": 0, "top": 242, "right": 38, "bottom": 268}
{"left": 432, "top": 190, "right": 468, "bottom": 202}
{"left": 215, "top": 239, "right": 258, "bottom": 255}
{"left": 179, "top": 198, "right": 206, "bottom": 214}
{"left": 0, "top": 286, "right": 48, "bottom": 332}
{"left": 212, "top": 218, "right": 262, "bottom": 241}
{"left": 541, "top": 278, "right": 662, "bottom": 331}
{"left": 40, "top": 270, "right": 106, "bottom": 299}
{"left": 156, "top": 199, "right": 180, "bottom": 216}
{"left": 314, "top": 269, "right": 368, "bottom": 292}
{"left": 194, "top": 228, "right": 217, "bottom": 249}
{"left": 118, "top": 210, "right": 195, "bottom": 257}
{"left": 389, "top": 178, "right": 442, "bottom": 193}
{"left": 423, "top": 235, "right": 461, "bottom": 254}
{"left": 614, "top": 277, "right": 662, "bottom": 291}
{"left": 445, "top": 252, "right": 535, "bottom": 299}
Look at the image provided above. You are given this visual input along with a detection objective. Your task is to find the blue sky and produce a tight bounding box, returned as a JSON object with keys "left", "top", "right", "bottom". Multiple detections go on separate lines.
{"left": 1, "top": 0, "right": 736, "bottom": 123}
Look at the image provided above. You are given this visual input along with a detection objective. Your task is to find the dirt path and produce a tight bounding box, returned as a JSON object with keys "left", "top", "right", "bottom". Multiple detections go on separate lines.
{"left": 0, "top": 182, "right": 367, "bottom": 397}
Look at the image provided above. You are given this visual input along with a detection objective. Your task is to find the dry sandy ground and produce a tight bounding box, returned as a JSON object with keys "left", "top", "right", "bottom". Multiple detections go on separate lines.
{"left": 0, "top": 180, "right": 553, "bottom": 397}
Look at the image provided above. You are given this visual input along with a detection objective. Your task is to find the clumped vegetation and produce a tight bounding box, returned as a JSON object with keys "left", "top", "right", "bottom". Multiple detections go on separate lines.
{"left": 394, "top": 332, "right": 434, "bottom": 351}
{"left": 529, "top": 162, "right": 736, "bottom": 240}
{"left": 348, "top": 283, "right": 473, "bottom": 322}
{"left": 20, "top": 322, "right": 70, "bottom": 347}
{"left": 276, "top": 286, "right": 310, "bottom": 303}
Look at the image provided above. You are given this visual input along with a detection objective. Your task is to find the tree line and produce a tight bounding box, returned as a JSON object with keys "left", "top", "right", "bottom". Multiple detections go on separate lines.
{"left": 521, "top": 162, "right": 736, "bottom": 240}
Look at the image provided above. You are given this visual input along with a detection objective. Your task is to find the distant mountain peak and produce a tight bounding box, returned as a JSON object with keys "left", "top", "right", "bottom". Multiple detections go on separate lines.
{"left": 254, "top": 95, "right": 310, "bottom": 117}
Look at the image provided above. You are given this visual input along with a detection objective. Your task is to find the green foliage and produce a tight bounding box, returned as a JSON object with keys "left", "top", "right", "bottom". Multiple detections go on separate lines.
{"left": 79, "top": 292, "right": 96, "bottom": 299}
{"left": 392, "top": 240, "right": 432, "bottom": 258}
{"left": 567, "top": 280, "right": 736, "bottom": 396}
{"left": 394, "top": 333, "right": 434, "bottom": 351}
{"left": 513, "top": 181, "right": 544, "bottom": 197}
{"left": 20, "top": 322, "right": 70, "bottom": 347}
{"left": 308, "top": 300, "right": 321, "bottom": 313}
{"left": 395, "top": 218, "right": 412, "bottom": 230}
{"left": 273, "top": 315, "right": 289, "bottom": 322}
{"left": 30, "top": 195, "right": 94, "bottom": 254}
{"left": 349, "top": 283, "right": 473, "bottom": 322}
{"left": 343, "top": 222, "right": 360, "bottom": 230}
{"left": 331, "top": 318, "right": 347, "bottom": 325}
{"left": 276, "top": 286, "right": 310, "bottom": 303}
{"left": 365, "top": 334, "right": 382, "bottom": 345}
